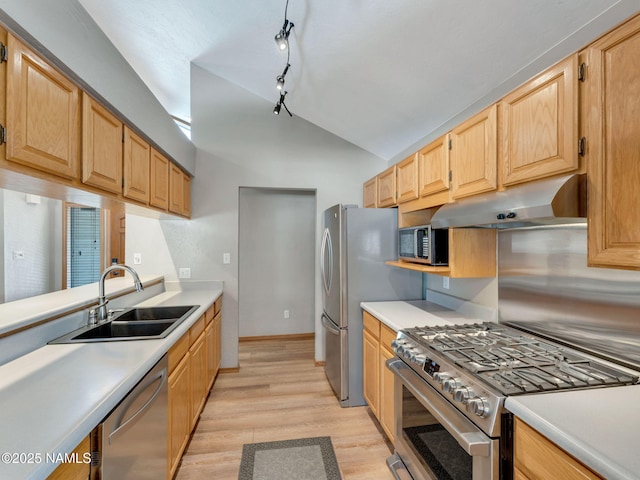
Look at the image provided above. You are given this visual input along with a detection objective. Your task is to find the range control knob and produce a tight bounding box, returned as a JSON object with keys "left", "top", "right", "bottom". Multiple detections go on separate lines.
{"left": 433, "top": 372, "right": 450, "bottom": 385}
{"left": 453, "top": 386, "right": 474, "bottom": 404}
{"left": 467, "top": 397, "right": 491, "bottom": 418}
{"left": 412, "top": 354, "right": 426, "bottom": 364}
{"left": 403, "top": 349, "right": 414, "bottom": 360}
{"left": 443, "top": 377, "right": 462, "bottom": 393}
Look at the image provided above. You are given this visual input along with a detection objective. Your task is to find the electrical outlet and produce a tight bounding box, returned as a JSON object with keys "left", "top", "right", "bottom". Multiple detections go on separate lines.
{"left": 223, "top": 253, "right": 231, "bottom": 264}
{"left": 133, "top": 253, "right": 142, "bottom": 265}
{"left": 12, "top": 251, "right": 25, "bottom": 260}
{"left": 283, "top": 309, "right": 290, "bottom": 319}
{"left": 179, "top": 267, "right": 191, "bottom": 279}
{"left": 443, "top": 277, "right": 450, "bottom": 290}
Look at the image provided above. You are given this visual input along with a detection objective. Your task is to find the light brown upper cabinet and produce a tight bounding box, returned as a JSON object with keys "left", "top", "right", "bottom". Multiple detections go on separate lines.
{"left": 396, "top": 153, "right": 419, "bottom": 204}
{"left": 182, "top": 173, "right": 191, "bottom": 217}
{"left": 500, "top": 55, "right": 579, "bottom": 187}
{"left": 123, "top": 126, "right": 150, "bottom": 203}
{"left": 81, "top": 93, "right": 123, "bottom": 194}
{"left": 150, "top": 148, "right": 170, "bottom": 210}
{"left": 363, "top": 176, "right": 378, "bottom": 208}
{"left": 584, "top": 14, "right": 640, "bottom": 270}
{"left": 169, "top": 162, "right": 185, "bottom": 215}
{"left": 450, "top": 104, "right": 497, "bottom": 199}
{"left": 377, "top": 164, "right": 397, "bottom": 207}
{"left": 418, "top": 133, "right": 450, "bottom": 198}
{"left": 6, "top": 33, "right": 80, "bottom": 179}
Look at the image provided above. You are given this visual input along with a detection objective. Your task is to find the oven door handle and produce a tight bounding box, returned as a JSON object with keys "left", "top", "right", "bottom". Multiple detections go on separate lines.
{"left": 387, "top": 358, "right": 491, "bottom": 457}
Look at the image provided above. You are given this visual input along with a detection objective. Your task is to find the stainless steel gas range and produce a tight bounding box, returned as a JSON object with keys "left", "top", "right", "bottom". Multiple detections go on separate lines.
{"left": 386, "top": 321, "right": 639, "bottom": 480}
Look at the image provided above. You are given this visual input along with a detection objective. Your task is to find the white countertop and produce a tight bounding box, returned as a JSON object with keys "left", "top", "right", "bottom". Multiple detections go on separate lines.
{"left": 506, "top": 386, "right": 640, "bottom": 480}
{"left": 360, "top": 299, "right": 484, "bottom": 331}
{"left": 0, "top": 284, "right": 222, "bottom": 479}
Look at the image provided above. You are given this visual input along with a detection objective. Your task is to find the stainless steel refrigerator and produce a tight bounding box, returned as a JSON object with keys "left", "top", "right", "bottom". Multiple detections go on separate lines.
{"left": 320, "top": 204, "right": 422, "bottom": 407}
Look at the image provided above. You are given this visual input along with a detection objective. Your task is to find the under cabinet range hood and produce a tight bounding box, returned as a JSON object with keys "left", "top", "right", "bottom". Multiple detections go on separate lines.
{"left": 431, "top": 173, "right": 586, "bottom": 229}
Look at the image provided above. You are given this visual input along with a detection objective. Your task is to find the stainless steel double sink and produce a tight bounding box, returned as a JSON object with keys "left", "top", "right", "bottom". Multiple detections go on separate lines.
{"left": 49, "top": 305, "right": 199, "bottom": 344}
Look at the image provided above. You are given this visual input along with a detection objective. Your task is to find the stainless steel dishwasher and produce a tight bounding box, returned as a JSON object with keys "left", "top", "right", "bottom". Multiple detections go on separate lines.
{"left": 95, "top": 354, "right": 168, "bottom": 479}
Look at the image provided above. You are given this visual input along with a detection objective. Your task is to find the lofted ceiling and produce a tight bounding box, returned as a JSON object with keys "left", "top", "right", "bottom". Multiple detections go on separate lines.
{"left": 77, "top": 0, "right": 632, "bottom": 161}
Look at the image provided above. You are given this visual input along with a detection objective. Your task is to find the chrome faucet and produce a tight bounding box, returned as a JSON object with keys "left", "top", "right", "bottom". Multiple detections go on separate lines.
{"left": 92, "top": 264, "right": 144, "bottom": 325}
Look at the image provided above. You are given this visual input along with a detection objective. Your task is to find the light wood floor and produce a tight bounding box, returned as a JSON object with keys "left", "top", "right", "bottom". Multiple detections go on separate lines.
{"left": 175, "top": 336, "right": 394, "bottom": 479}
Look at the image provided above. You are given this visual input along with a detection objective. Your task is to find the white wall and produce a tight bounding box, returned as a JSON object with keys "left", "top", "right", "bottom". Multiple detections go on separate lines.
{"left": 149, "top": 66, "right": 386, "bottom": 368}
{"left": 238, "top": 188, "right": 316, "bottom": 338}
{"left": 2, "top": 190, "right": 62, "bottom": 302}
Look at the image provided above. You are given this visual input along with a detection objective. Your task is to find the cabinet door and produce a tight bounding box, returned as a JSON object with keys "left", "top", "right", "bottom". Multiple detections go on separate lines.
{"left": 169, "top": 163, "right": 184, "bottom": 214}
{"left": 206, "top": 321, "right": 215, "bottom": 391}
{"left": 46, "top": 436, "right": 90, "bottom": 480}
{"left": 363, "top": 176, "right": 378, "bottom": 208}
{"left": 514, "top": 418, "right": 603, "bottom": 480}
{"left": 585, "top": 15, "right": 640, "bottom": 269}
{"left": 183, "top": 173, "right": 191, "bottom": 217}
{"left": 123, "top": 126, "right": 150, "bottom": 203}
{"left": 6, "top": 33, "right": 79, "bottom": 179}
{"left": 500, "top": 55, "right": 579, "bottom": 186}
{"left": 450, "top": 104, "right": 497, "bottom": 199}
{"left": 81, "top": 92, "right": 123, "bottom": 194}
{"left": 362, "top": 328, "right": 380, "bottom": 417}
{"left": 379, "top": 346, "right": 396, "bottom": 444}
{"left": 377, "top": 165, "right": 397, "bottom": 207}
{"left": 396, "top": 153, "right": 419, "bottom": 203}
{"left": 190, "top": 332, "right": 207, "bottom": 429}
{"left": 150, "top": 148, "right": 169, "bottom": 210}
{"left": 168, "top": 353, "right": 191, "bottom": 479}
{"left": 214, "top": 312, "right": 222, "bottom": 374}
{"left": 418, "top": 134, "right": 450, "bottom": 197}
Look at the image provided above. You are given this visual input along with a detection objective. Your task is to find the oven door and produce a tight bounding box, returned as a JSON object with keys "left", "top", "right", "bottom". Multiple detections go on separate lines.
{"left": 387, "top": 358, "right": 499, "bottom": 480}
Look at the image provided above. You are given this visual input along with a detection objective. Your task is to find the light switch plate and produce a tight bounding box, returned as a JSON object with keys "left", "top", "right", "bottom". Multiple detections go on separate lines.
{"left": 179, "top": 267, "right": 191, "bottom": 279}
{"left": 223, "top": 253, "right": 231, "bottom": 264}
{"left": 443, "top": 277, "right": 450, "bottom": 289}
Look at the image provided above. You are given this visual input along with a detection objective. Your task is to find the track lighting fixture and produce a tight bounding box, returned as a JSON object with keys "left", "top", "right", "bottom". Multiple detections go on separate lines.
{"left": 273, "top": 0, "right": 295, "bottom": 117}
{"left": 276, "top": 63, "right": 290, "bottom": 90}
{"left": 273, "top": 91, "right": 292, "bottom": 117}
{"left": 274, "top": 19, "right": 294, "bottom": 51}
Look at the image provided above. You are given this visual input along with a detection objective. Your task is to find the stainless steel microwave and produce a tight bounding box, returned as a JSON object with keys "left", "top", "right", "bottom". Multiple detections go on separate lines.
{"left": 398, "top": 225, "right": 449, "bottom": 265}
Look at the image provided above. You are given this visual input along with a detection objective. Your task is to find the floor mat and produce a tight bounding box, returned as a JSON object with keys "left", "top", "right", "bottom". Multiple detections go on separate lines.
{"left": 238, "top": 436, "right": 342, "bottom": 480}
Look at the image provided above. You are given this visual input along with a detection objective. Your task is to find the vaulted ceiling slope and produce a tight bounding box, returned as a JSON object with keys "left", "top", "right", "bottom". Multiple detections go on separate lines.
{"left": 79, "top": 0, "right": 638, "bottom": 162}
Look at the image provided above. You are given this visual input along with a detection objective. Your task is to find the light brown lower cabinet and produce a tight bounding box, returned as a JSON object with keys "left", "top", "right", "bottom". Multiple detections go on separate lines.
{"left": 46, "top": 435, "right": 90, "bottom": 480}
{"left": 168, "top": 296, "right": 222, "bottom": 479}
{"left": 362, "top": 310, "right": 397, "bottom": 443}
{"left": 514, "top": 417, "right": 603, "bottom": 480}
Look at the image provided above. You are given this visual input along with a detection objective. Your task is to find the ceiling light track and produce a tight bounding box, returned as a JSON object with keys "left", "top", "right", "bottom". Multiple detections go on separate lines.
{"left": 273, "top": 0, "right": 296, "bottom": 117}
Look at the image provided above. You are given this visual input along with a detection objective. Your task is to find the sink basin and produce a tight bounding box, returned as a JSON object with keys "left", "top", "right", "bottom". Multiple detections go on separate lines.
{"left": 110, "top": 305, "right": 195, "bottom": 322}
{"left": 49, "top": 305, "right": 199, "bottom": 344}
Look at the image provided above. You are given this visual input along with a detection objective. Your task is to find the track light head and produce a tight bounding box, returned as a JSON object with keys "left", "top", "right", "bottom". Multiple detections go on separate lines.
{"left": 274, "top": 20, "right": 294, "bottom": 50}
{"left": 276, "top": 63, "right": 291, "bottom": 90}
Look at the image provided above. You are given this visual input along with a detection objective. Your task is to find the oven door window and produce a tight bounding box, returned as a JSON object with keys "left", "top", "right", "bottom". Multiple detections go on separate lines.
{"left": 401, "top": 385, "right": 472, "bottom": 480}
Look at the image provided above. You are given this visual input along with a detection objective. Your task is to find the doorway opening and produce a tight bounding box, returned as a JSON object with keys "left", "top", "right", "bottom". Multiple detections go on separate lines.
{"left": 238, "top": 187, "right": 316, "bottom": 339}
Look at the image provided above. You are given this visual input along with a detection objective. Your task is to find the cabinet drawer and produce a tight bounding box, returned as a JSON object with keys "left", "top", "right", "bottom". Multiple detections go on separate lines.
{"left": 380, "top": 323, "right": 397, "bottom": 351}
{"left": 214, "top": 296, "right": 222, "bottom": 315}
{"left": 190, "top": 315, "right": 205, "bottom": 343}
{"left": 205, "top": 305, "right": 215, "bottom": 326}
{"left": 363, "top": 311, "right": 380, "bottom": 338}
{"left": 168, "top": 332, "right": 189, "bottom": 374}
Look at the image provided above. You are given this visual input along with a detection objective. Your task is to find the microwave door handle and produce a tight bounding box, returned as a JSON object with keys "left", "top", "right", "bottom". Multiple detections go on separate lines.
{"left": 413, "top": 229, "right": 418, "bottom": 258}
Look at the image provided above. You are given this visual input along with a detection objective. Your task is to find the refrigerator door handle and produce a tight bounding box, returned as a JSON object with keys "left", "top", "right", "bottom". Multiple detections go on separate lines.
{"left": 321, "top": 313, "right": 340, "bottom": 335}
{"left": 321, "top": 228, "right": 333, "bottom": 295}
